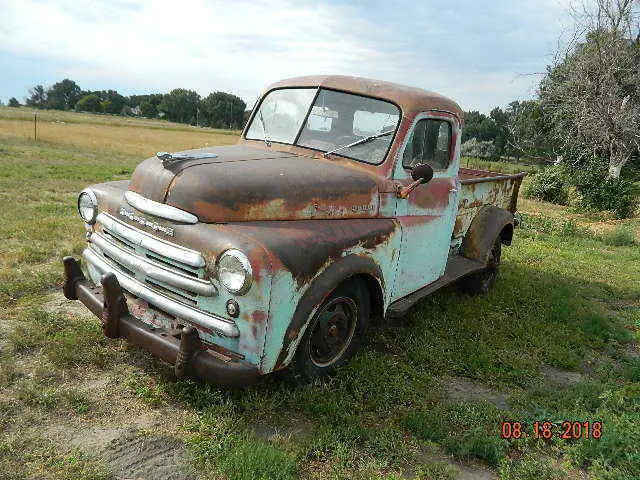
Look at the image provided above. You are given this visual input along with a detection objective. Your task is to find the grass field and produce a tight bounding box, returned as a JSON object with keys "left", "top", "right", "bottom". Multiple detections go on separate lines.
{"left": 1, "top": 106, "right": 639, "bottom": 480}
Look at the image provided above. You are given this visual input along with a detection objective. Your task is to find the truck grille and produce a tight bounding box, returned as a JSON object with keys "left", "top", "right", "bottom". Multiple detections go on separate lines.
{"left": 82, "top": 213, "right": 239, "bottom": 338}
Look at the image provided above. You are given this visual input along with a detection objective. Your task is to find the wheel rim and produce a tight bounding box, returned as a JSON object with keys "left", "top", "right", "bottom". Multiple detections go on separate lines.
{"left": 482, "top": 242, "right": 501, "bottom": 290}
{"left": 308, "top": 296, "right": 358, "bottom": 368}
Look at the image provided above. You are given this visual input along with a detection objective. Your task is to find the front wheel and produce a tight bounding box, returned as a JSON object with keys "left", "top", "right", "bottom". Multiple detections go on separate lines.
{"left": 294, "top": 281, "right": 370, "bottom": 380}
{"left": 458, "top": 239, "right": 502, "bottom": 295}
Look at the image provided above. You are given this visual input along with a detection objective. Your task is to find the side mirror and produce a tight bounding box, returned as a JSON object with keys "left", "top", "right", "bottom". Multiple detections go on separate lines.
{"left": 411, "top": 163, "right": 434, "bottom": 184}
{"left": 397, "top": 163, "right": 434, "bottom": 198}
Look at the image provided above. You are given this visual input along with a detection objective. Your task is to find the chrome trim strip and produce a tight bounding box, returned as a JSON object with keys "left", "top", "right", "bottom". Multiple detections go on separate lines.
{"left": 97, "top": 213, "right": 205, "bottom": 268}
{"left": 90, "top": 233, "right": 217, "bottom": 297}
{"left": 125, "top": 191, "right": 198, "bottom": 224}
{"left": 84, "top": 248, "right": 238, "bottom": 338}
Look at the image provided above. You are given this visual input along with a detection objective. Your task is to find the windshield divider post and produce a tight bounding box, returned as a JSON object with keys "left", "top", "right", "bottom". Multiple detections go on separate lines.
{"left": 292, "top": 86, "right": 322, "bottom": 146}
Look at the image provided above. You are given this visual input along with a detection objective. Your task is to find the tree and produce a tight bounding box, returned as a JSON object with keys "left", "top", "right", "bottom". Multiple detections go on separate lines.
{"left": 97, "top": 90, "right": 127, "bottom": 114}
{"left": 461, "top": 138, "right": 496, "bottom": 159}
{"left": 489, "top": 107, "right": 510, "bottom": 156}
{"left": 46, "top": 79, "right": 83, "bottom": 110}
{"left": 139, "top": 100, "right": 158, "bottom": 118}
{"left": 25, "top": 85, "right": 47, "bottom": 108}
{"left": 505, "top": 100, "right": 553, "bottom": 159}
{"left": 8, "top": 97, "right": 20, "bottom": 107}
{"left": 462, "top": 110, "right": 506, "bottom": 155}
{"left": 75, "top": 93, "right": 102, "bottom": 112}
{"left": 200, "top": 92, "right": 246, "bottom": 128}
{"left": 158, "top": 89, "right": 200, "bottom": 124}
{"left": 539, "top": 0, "right": 640, "bottom": 178}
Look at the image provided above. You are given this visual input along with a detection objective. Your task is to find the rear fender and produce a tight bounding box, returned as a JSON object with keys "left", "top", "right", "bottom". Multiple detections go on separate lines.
{"left": 461, "top": 205, "right": 514, "bottom": 263}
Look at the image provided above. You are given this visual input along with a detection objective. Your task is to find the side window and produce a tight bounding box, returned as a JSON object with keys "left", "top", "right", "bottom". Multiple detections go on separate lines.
{"left": 402, "top": 119, "right": 452, "bottom": 170}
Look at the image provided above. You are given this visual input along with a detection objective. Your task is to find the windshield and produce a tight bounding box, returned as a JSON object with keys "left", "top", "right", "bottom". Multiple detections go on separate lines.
{"left": 245, "top": 88, "right": 401, "bottom": 164}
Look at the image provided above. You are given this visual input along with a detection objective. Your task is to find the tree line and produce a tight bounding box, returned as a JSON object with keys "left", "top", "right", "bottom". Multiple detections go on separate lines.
{"left": 6, "top": 79, "right": 246, "bottom": 129}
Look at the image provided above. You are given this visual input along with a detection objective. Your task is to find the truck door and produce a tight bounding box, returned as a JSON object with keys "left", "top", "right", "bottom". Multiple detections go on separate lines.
{"left": 391, "top": 112, "right": 461, "bottom": 301}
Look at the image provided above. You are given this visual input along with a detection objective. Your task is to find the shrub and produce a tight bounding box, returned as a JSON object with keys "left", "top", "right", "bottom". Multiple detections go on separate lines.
{"left": 522, "top": 165, "right": 569, "bottom": 205}
{"left": 570, "top": 160, "right": 638, "bottom": 218}
{"left": 602, "top": 226, "right": 635, "bottom": 246}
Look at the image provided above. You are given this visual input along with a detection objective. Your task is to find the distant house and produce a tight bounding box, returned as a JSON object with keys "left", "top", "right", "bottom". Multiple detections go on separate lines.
{"left": 130, "top": 105, "right": 142, "bottom": 116}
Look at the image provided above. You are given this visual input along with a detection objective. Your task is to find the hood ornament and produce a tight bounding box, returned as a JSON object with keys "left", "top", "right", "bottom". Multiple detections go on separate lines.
{"left": 156, "top": 151, "right": 219, "bottom": 162}
{"left": 157, "top": 151, "right": 220, "bottom": 172}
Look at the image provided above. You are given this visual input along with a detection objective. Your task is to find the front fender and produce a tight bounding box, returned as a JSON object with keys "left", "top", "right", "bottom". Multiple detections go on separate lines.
{"left": 233, "top": 219, "right": 401, "bottom": 373}
{"left": 272, "top": 254, "right": 384, "bottom": 371}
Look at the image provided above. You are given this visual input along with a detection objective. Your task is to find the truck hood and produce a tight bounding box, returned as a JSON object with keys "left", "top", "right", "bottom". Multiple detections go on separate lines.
{"left": 128, "top": 145, "right": 381, "bottom": 222}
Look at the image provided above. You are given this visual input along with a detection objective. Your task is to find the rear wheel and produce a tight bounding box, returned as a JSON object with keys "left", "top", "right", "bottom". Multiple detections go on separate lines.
{"left": 458, "top": 238, "right": 502, "bottom": 295}
{"left": 294, "top": 281, "right": 369, "bottom": 379}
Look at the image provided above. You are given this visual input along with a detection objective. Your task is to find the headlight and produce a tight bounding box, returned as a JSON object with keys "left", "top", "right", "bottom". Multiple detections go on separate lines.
{"left": 77, "top": 189, "right": 98, "bottom": 224}
{"left": 217, "top": 249, "right": 252, "bottom": 294}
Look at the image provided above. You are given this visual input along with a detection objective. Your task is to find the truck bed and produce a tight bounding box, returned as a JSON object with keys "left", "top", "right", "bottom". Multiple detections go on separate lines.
{"left": 453, "top": 168, "right": 526, "bottom": 239}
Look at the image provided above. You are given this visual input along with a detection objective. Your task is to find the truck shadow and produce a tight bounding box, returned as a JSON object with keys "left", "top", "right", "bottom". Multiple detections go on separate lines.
{"left": 166, "top": 260, "right": 634, "bottom": 402}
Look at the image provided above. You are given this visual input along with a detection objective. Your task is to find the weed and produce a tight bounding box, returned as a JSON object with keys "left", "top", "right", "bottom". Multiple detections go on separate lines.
{"left": 187, "top": 412, "right": 297, "bottom": 480}
{"left": 602, "top": 226, "right": 635, "bottom": 246}
{"left": 7, "top": 308, "right": 117, "bottom": 368}
{"left": 1, "top": 108, "right": 639, "bottom": 480}
{"left": 126, "top": 372, "right": 168, "bottom": 407}
{"left": 416, "top": 461, "right": 459, "bottom": 480}
{"left": 498, "top": 454, "right": 567, "bottom": 479}
{"left": 404, "top": 402, "right": 508, "bottom": 466}
{"left": 0, "top": 435, "right": 111, "bottom": 480}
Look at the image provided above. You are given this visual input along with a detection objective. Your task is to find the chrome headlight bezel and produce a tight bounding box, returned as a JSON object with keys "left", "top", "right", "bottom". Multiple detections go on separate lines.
{"left": 77, "top": 189, "right": 98, "bottom": 224}
{"left": 217, "top": 249, "right": 252, "bottom": 295}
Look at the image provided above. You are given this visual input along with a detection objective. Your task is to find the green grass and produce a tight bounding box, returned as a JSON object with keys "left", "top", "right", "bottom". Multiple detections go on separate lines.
{"left": 602, "top": 226, "right": 635, "bottom": 246}
{"left": 461, "top": 156, "right": 543, "bottom": 174}
{"left": 0, "top": 120, "right": 639, "bottom": 479}
{"left": 7, "top": 308, "right": 120, "bottom": 368}
{"left": 416, "top": 461, "right": 460, "bottom": 480}
{"left": 0, "top": 436, "right": 111, "bottom": 480}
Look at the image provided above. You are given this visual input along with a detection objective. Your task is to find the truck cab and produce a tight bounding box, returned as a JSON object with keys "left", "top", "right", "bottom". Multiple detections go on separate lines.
{"left": 63, "top": 75, "right": 524, "bottom": 384}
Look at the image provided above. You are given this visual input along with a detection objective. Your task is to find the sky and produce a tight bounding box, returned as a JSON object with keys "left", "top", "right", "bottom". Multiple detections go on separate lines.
{"left": 0, "top": 0, "right": 573, "bottom": 113}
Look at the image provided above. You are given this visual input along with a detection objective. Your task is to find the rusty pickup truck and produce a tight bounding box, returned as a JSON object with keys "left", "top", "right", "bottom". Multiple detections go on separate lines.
{"left": 63, "top": 75, "right": 525, "bottom": 385}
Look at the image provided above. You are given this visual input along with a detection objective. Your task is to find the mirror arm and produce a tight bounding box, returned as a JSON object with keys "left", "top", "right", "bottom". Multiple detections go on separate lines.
{"left": 396, "top": 179, "right": 423, "bottom": 199}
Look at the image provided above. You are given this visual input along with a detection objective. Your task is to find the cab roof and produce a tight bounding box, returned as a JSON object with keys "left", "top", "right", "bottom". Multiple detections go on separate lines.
{"left": 265, "top": 75, "right": 463, "bottom": 122}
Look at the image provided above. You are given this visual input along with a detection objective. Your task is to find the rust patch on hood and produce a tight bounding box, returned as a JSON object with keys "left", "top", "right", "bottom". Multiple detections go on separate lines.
{"left": 128, "top": 144, "right": 383, "bottom": 223}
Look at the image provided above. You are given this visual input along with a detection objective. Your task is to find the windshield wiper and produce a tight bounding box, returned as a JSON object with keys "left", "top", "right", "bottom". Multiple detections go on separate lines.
{"left": 258, "top": 110, "right": 272, "bottom": 147}
{"left": 323, "top": 128, "right": 395, "bottom": 158}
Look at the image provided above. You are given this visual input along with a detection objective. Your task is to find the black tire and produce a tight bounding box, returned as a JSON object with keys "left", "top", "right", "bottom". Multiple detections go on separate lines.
{"left": 294, "top": 280, "right": 370, "bottom": 380}
{"left": 458, "top": 238, "right": 502, "bottom": 295}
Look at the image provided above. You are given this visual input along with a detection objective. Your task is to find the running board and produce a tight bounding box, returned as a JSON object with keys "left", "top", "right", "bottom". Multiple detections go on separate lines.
{"left": 386, "top": 256, "right": 486, "bottom": 318}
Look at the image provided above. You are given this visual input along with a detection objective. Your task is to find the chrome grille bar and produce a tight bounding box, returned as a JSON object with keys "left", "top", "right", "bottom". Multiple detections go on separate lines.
{"left": 97, "top": 213, "right": 204, "bottom": 268}
{"left": 90, "top": 232, "right": 216, "bottom": 297}
{"left": 84, "top": 248, "right": 238, "bottom": 338}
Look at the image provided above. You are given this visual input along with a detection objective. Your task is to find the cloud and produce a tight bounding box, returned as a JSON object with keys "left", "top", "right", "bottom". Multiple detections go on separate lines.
{"left": 0, "top": 0, "right": 571, "bottom": 111}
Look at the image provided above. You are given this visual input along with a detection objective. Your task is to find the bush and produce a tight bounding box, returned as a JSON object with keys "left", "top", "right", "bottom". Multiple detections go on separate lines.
{"left": 522, "top": 165, "right": 569, "bottom": 205}
{"left": 602, "top": 226, "right": 635, "bottom": 246}
{"left": 571, "top": 160, "right": 638, "bottom": 219}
